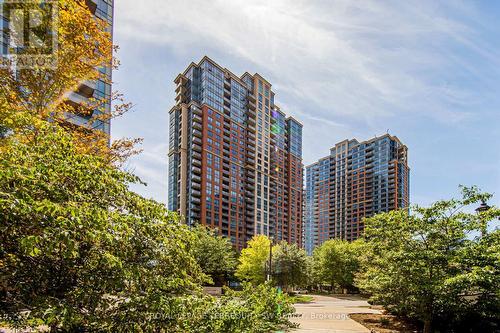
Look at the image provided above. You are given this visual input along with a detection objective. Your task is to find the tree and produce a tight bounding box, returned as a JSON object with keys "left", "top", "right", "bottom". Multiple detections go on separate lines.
{"left": 312, "top": 239, "right": 363, "bottom": 292}
{"left": 0, "top": 120, "right": 210, "bottom": 331}
{"left": 272, "top": 242, "right": 309, "bottom": 291}
{"left": 0, "top": 0, "right": 137, "bottom": 164}
{"left": 236, "top": 235, "right": 271, "bottom": 285}
{"left": 356, "top": 187, "right": 500, "bottom": 333}
{"left": 442, "top": 229, "right": 500, "bottom": 332}
{"left": 191, "top": 225, "right": 237, "bottom": 286}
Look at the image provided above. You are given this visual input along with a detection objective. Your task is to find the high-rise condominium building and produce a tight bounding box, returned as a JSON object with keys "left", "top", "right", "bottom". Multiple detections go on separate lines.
{"left": 304, "top": 134, "right": 409, "bottom": 254}
{"left": 168, "top": 56, "right": 303, "bottom": 250}
{"left": 1, "top": 0, "right": 114, "bottom": 135}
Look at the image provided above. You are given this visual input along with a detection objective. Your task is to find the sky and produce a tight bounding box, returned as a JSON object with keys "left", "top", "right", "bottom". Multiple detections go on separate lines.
{"left": 111, "top": 0, "right": 500, "bottom": 209}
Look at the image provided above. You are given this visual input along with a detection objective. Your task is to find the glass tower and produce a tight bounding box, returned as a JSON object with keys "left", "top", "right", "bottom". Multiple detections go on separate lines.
{"left": 304, "top": 135, "right": 410, "bottom": 254}
{"left": 168, "top": 56, "right": 304, "bottom": 249}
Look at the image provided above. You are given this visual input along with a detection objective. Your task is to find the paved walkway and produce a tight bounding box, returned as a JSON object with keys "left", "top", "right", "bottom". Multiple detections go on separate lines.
{"left": 290, "top": 295, "right": 381, "bottom": 333}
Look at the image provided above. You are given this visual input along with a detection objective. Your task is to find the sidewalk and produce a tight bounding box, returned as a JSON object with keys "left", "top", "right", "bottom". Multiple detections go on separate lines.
{"left": 291, "top": 295, "right": 381, "bottom": 333}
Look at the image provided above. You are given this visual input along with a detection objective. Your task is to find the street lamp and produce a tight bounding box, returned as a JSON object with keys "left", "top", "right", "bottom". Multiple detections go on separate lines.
{"left": 476, "top": 200, "right": 491, "bottom": 237}
{"left": 475, "top": 200, "right": 491, "bottom": 214}
{"left": 267, "top": 236, "right": 274, "bottom": 282}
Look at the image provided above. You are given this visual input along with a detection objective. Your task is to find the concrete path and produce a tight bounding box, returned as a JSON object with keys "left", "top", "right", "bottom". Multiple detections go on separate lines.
{"left": 290, "top": 295, "right": 381, "bottom": 333}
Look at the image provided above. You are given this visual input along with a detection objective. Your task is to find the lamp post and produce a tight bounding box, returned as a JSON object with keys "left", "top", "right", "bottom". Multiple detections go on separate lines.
{"left": 475, "top": 200, "right": 491, "bottom": 237}
{"left": 267, "top": 236, "right": 274, "bottom": 282}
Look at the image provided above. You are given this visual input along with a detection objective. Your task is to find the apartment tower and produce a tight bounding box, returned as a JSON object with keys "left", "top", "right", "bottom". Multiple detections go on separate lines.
{"left": 304, "top": 134, "right": 409, "bottom": 254}
{"left": 168, "top": 56, "right": 303, "bottom": 249}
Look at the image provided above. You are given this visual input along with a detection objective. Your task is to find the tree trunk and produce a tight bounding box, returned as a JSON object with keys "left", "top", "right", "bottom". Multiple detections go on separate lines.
{"left": 423, "top": 319, "right": 432, "bottom": 333}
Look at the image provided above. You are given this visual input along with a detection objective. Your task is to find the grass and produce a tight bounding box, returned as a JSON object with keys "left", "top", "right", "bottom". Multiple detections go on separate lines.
{"left": 289, "top": 295, "right": 314, "bottom": 304}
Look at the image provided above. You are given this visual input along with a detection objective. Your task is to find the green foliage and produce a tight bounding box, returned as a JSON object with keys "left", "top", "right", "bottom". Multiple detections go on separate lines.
{"left": 289, "top": 295, "right": 314, "bottom": 304}
{"left": 272, "top": 241, "right": 309, "bottom": 291}
{"left": 0, "top": 122, "right": 209, "bottom": 331}
{"left": 312, "top": 239, "right": 364, "bottom": 291}
{"left": 97, "top": 282, "right": 296, "bottom": 333}
{"left": 357, "top": 187, "right": 500, "bottom": 333}
{"left": 236, "top": 235, "right": 271, "bottom": 284}
{"left": 200, "top": 283, "right": 296, "bottom": 333}
{"left": 191, "top": 225, "right": 237, "bottom": 285}
{"left": 0, "top": 118, "right": 299, "bottom": 332}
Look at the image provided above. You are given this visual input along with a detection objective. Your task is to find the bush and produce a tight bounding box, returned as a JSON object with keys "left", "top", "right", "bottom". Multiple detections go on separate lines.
{"left": 147, "top": 282, "right": 296, "bottom": 333}
{"left": 215, "top": 282, "right": 296, "bottom": 332}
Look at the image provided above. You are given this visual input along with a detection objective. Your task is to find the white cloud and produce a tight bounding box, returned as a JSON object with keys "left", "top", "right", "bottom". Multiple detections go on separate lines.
{"left": 116, "top": 0, "right": 498, "bottom": 126}
{"left": 112, "top": 0, "right": 500, "bottom": 206}
{"left": 122, "top": 142, "right": 169, "bottom": 203}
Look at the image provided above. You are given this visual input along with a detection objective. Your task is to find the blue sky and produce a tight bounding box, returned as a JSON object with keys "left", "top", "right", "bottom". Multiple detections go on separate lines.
{"left": 111, "top": 0, "right": 500, "bottom": 209}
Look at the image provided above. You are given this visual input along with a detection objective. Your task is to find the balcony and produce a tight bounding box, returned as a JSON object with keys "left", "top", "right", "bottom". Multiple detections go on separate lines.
{"left": 85, "top": 0, "right": 97, "bottom": 14}
{"left": 192, "top": 120, "right": 202, "bottom": 131}
{"left": 191, "top": 142, "right": 202, "bottom": 153}
{"left": 192, "top": 158, "right": 201, "bottom": 167}
{"left": 190, "top": 203, "right": 201, "bottom": 213}
{"left": 191, "top": 166, "right": 202, "bottom": 174}
{"left": 248, "top": 101, "right": 256, "bottom": 111}
{"left": 175, "top": 87, "right": 187, "bottom": 102}
{"left": 77, "top": 80, "right": 96, "bottom": 98}
{"left": 192, "top": 107, "right": 202, "bottom": 116}
{"left": 192, "top": 112, "right": 202, "bottom": 121}
{"left": 192, "top": 128, "right": 202, "bottom": 138}
{"left": 192, "top": 151, "right": 202, "bottom": 160}
{"left": 67, "top": 91, "right": 88, "bottom": 105}
{"left": 64, "top": 92, "right": 93, "bottom": 117}
{"left": 247, "top": 115, "right": 256, "bottom": 125}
